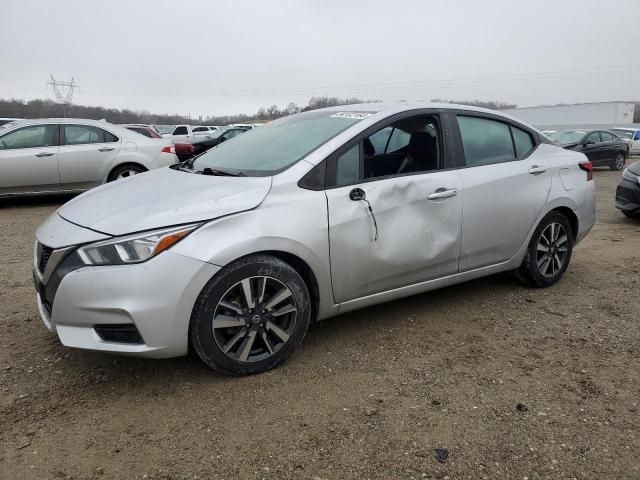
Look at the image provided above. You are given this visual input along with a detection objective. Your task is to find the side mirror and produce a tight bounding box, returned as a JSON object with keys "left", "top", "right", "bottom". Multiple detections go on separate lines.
{"left": 219, "top": 137, "right": 226, "bottom": 143}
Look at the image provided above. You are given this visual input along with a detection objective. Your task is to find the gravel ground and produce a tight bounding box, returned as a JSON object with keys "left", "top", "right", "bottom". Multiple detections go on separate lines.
{"left": 1, "top": 169, "right": 639, "bottom": 480}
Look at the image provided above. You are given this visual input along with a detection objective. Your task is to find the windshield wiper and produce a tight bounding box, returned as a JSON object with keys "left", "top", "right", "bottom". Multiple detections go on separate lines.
{"left": 196, "top": 167, "right": 245, "bottom": 177}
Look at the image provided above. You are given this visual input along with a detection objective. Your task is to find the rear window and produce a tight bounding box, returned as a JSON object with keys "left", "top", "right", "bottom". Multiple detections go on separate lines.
{"left": 512, "top": 126, "right": 534, "bottom": 157}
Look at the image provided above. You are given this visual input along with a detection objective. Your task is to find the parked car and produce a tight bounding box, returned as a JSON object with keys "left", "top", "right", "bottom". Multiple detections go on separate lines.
{"left": 611, "top": 128, "right": 640, "bottom": 156}
{"left": 188, "top": 128, "right": 247, "bottom": 157}
{"left": 121, "top": 124, "right": 194, "bottom": 160}
{"left": 33, "top": 103, "right": 595, "bottom": 375}
{"left": 0, "top": 118, "right": 178, "bottom": 197}
{"left": 0, "top": 117, "right": 22, "bottom": 126}
{"left": 548, "top": 129, "right": 629, "bottom": 170}
{"left": 615, "top": 160, "right": 640, "bottom": 217}
{"left": 161, "top": 125, "right": 215, "bottom": 143}
{"left": 228, "top": 123, "right": 256, "bottom": 130}
{"left": 121, "top": 124, "right": 162, "bottom": 138}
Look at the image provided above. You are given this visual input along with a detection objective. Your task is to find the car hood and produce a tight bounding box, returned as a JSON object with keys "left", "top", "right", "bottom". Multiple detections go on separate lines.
{"left": 627, "top": 160, "right": 640, "bottom": 176}
{"left": 58, "top": 167, "right": 272, "bottom": 236}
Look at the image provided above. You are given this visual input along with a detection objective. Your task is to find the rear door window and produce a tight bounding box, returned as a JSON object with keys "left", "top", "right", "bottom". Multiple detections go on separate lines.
{"left": 64, "top": 125, "right": 119, "bottom": 145}
{"left": 585, "top": 132, "right": 601, "bottom": 144}
{"left": 600, "top": 132, "right": 614, "bottom": 142}
{"left": 457, "top": 116, "right": 515, "bottom": 166}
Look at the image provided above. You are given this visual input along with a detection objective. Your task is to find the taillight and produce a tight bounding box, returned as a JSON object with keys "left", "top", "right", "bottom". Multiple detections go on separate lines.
{"left": 188, "top": 145, "right": 195, "bottom": 153}
{"left": 579, "top": 161, "right": 593, "bottom": 181}
{"left": 161, "top": 146, "right": 176, "bottom": 154}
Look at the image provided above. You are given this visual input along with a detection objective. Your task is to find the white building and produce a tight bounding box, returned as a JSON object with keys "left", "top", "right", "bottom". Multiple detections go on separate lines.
{"left": 502, "top": 102, "right": 637, "bottom": 130}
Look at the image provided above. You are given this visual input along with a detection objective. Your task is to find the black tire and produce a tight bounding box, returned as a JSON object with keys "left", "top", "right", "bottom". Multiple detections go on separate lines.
{"left": 107, "top": 164, "right": 146, "bottom": 182}
{"left": 515, "top": 211, "right": 574, "bottom": 288}
{"left": 609, "top": 153, "right": 626, "bottom": 171}
{"left": 190, "top": 254, "right": 311, "bottom": 376}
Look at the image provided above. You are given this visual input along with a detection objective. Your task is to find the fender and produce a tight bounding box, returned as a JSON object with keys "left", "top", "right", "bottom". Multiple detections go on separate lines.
{"left": 171, "top": 187, "right": 338, "bottom": 320}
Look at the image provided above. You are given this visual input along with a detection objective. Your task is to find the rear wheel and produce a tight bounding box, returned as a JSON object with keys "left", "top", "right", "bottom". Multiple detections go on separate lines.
{"left": 108, "top": 164, "right": 146, "bottom": 181}
{"left": 516, "top": 212, "right": 574, "bottom": 288}
{"left": 610, "top": 153, "right": 626, "bottom": 171}
{"left": 190, "top": 254, "right": 311, "bottom": 376}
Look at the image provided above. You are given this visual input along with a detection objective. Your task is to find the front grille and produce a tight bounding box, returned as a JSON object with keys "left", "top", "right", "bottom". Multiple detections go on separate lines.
{"left": 94, "top": 324, "right": 144, "bottom": 344}
{"left": 38, "top": 243, "right": 54, "bottom": 273}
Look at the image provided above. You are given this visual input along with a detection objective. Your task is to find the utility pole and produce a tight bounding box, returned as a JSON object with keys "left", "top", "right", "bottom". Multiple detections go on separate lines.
{"left": 46, "top": 75, "right": 78, "bottom": 117}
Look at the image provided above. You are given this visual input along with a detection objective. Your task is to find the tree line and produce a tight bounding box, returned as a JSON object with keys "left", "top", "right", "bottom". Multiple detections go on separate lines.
{"left": 0, "top": 96, "right": 381, "bottom": 125}
{"left": 0, "top": 96, "right": 541, "bottom": 126}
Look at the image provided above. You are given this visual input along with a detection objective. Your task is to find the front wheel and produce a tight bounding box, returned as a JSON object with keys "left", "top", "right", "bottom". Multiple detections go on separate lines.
{"left": 190, "top": 254, "right": 311, "bottom": 376}
{"left": 610, "top": 153, "right": 626, "bottom": 171}
{"left": 516, "top": 212, "right": 574, "bottom": 288}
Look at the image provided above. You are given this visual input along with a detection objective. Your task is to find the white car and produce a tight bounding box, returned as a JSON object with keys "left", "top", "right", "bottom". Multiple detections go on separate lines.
{"left": 162, "top": 125, "right": 216, "bottom": 143}
{"left": 0, "top": 118, "right": 178, "bottom": 198}
{"left": 611, "top": 128, "right": 640, "bottom": 155}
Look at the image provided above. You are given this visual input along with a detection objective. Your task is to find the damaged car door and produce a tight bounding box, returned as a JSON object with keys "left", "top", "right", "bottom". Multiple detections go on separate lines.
{"left": 325, "top": 114, "right": 462, "bottom": 303}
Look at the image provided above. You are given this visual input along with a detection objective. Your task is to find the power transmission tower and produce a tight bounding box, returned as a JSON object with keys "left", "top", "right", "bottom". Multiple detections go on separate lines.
{"left": 46, "top": 75, "right": 79, "bottom": 117}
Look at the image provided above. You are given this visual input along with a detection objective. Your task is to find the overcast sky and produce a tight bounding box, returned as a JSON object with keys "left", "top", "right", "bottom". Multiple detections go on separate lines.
{"left": 1, "top": 0, "right": 639, "bottom": 118}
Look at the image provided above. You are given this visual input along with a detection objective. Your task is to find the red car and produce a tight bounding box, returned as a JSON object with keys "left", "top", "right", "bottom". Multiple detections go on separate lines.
{"left": 121, "top": 124, "right": 194, "bottom": 161}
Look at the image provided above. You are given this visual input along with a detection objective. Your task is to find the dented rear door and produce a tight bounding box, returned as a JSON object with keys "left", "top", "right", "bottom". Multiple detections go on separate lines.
{"left": 326, "top": 170, "right": 462, "bottom": 303}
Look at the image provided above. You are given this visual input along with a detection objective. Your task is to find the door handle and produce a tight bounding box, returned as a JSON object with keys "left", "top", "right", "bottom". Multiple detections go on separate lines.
{"left": 529, "top": 165, "right": 547, "bottom": 175}
{"left": 427, "top": 188, "right": 457, "bottom": 200}
{"left": 98, "top": 147, "right": 115, "bottom": 152}
{"left": 35, "top": 152, "right": 55, "bottom": 157}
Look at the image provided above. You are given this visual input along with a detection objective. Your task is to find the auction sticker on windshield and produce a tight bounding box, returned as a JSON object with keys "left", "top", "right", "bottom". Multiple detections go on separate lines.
{"left": 330, "top": 112, "right": 373, "bottom": 120}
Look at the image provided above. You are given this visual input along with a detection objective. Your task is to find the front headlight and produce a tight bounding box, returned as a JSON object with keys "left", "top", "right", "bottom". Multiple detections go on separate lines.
{"left": 77, "top": 224, "right": 200, "bottom": 266}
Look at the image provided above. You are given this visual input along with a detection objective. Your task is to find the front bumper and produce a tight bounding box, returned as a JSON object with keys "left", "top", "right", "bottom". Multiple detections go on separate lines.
{"left": 615, "top": 174, "right": 640, "bottom": 216}
{"left": 34, "top": 248, "right": 219, "bottom": 358}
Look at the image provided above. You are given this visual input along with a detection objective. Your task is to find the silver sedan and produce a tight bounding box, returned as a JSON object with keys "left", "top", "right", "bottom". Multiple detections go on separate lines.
{"left": 33, "top": 103, "right": 596, "bottom": 375}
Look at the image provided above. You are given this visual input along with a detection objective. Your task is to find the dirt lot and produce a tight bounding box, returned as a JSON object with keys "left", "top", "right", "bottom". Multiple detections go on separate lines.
{"left": 1, "top": 170, "right": 639, "bottom": 480}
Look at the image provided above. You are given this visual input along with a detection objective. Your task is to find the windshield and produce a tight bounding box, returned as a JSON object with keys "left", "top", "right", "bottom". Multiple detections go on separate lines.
{"left": 611, "top": 129, "right": 632, "bottom": 139}
{"left": 191, "top": 110, "right": 371, "bottom": 175}
{"left": 155, "top": 125, "right": 174, "bottom": 135}
{"left": 549, "top": 130, "right": 586, "bottom": 144}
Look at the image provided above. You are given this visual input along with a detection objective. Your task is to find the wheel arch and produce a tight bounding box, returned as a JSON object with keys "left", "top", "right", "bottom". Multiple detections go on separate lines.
{"left": 254, "top": 250, "right": 321, "bottom": 323}
{"left": 551, "top": 206, "right": 578, "bottom": 239}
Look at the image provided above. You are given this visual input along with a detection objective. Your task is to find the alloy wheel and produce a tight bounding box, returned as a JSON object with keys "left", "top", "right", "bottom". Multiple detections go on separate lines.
{"left": 212, "top": 276, "right": 297, "bottom": 363}
{"left": 615, "top": 154, "right": 625, "bottom": 170}
{"left": 536, "top": 222, "right": 569, "bottom": 278}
